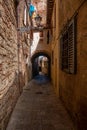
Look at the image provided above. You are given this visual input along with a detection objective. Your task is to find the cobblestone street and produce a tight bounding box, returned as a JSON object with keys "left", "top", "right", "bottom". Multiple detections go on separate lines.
{"left": 6, "top": 76, "right": 75, "bottom": 130}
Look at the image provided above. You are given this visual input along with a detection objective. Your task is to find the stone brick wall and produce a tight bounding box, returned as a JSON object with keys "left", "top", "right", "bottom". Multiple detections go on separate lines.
{"left": 57, "top": 0, "right": 87, "bottom": 129}
{"left": 0, "top": 0, "right": 30, "bottom": 129}
{"left": 0, "top": 0, "right": 19, "bottom": 129}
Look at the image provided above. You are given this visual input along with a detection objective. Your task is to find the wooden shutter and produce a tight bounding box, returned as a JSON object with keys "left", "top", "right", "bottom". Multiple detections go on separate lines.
{"left": 68, "top": 17, "right": 76, "bottom": 74}
{"left": 60, "top": 16, "right": 76, "bottom": 74}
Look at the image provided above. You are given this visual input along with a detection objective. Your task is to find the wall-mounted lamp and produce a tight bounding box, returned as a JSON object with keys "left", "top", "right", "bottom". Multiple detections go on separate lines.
{"left": 34, "top": 14, "right": 42, "bottom": 27}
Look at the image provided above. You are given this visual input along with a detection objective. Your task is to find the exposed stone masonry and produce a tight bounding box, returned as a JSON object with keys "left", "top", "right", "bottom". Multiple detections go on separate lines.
{"left": 0, "top": 0, "right": 30, "bottom": 129}
{"left": 0, "top": 0, "right": 19, "bottom": 129}
{"left": 0, "top": 0, "right": 18, "bottom": 91}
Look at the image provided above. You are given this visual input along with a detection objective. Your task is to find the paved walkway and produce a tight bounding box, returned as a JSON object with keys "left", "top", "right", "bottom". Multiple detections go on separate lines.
{"left": 7, "top": 76, "right": 75, "bottom": 130}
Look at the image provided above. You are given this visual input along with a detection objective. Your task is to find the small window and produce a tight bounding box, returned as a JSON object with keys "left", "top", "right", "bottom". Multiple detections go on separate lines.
{"left": 24, "top": 6, "right": 27, "bottom": 25}
{"left": 60, "top": 16, "right": 76, "bottom": 74}
{"left": 47, "top": 30, "right": 49, "bottom": 44}
{"left": 52, "top": 51, "right": 54, "bottom": 65}
{"left": 40, "top": 31, "right": 43, "bottom": 41}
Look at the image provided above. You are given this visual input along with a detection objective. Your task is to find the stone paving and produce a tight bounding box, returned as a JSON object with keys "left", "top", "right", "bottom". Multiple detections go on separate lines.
{"left": 6, "top": 76, "right": 75, "bottom": 130}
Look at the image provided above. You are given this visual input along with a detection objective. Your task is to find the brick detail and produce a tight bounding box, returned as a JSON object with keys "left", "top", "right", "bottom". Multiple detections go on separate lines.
{"left": 0, "top": 0, "right": 27, "bottom": 129}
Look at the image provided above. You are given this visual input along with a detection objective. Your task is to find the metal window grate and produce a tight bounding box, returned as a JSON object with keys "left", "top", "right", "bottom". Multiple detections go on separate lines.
{"left": 60, "top": 17, "right": 76, "bottom": 74}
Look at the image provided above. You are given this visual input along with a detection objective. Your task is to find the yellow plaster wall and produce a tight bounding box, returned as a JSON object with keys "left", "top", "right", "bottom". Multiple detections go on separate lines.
{"left": 51, "top": 0, "right": 87, "bottom": 129}
{"left": 51, "top": 0, "right": 60, "bottom": 96}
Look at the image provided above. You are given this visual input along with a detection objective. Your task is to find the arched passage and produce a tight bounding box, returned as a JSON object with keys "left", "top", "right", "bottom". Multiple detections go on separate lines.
{"left": 31, "top": 52, "right": 51, "bottom": 79}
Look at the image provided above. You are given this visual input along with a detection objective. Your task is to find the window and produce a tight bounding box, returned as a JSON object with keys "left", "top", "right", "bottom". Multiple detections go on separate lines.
{"left": 60, "top": 16, "right": 76, "bottom": 74}
{"left": 24, "top": 6, "right": 27, "bottom": 25}
{"left": 47, "top": 30, "right": 49, "bottom": 44}
{"left": 40, "top": 31, "right": 43, "bottom": 41}
{"left": 52, "top": 51, "right": 54, "bottom": 65}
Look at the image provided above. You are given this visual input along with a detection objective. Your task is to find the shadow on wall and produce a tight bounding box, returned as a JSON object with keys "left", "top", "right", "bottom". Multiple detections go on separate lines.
{"left": 0, "top": 72, "right": 25, "bottom": 129}
{"left": 59, "top": 82, "right": 87, "bottom": 130}
{"left": 77, "top": 100, "right": 87, "bottom": 130}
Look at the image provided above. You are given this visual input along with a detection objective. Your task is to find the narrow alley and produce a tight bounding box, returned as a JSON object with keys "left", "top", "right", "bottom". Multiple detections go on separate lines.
{"left": 7, "top": 76, "right": 74, "bottom": 130}
{"left": 0, "top": 0, "right": 87, "bottom": 130}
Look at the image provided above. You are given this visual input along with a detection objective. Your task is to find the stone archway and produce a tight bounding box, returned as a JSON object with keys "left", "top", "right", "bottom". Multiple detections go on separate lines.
{"left": 31, "top": 51, "right": 51, "bottom": 78}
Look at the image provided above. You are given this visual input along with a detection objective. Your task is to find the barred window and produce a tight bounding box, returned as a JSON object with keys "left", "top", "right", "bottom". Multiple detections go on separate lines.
{"left": 60, "top": 17, "right": 76, "bottom": 74}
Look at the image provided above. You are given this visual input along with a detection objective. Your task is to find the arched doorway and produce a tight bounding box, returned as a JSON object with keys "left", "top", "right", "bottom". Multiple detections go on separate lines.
{"left": 31, "top": 52, "right": 51, "bottom": 79}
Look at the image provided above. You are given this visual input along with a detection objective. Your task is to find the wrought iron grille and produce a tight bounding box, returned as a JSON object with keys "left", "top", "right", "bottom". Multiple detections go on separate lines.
{"left": 60, "top": 17, "right": 76, "bottom": 74}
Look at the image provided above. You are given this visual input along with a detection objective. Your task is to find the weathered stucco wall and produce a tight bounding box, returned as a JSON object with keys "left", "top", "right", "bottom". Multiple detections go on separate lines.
{"left": 58, "top": 0, "right": 87, "bottom": 129}
{"left": 51, "top": 0, "right": 87, "bottom": 129}
{"left": 51, "top": 0, "right": 60, "bottom": 96}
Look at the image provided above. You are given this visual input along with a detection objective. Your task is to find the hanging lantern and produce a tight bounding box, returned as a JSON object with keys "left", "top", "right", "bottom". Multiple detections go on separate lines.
{"left": 34, "top": 14, "right": 42, "bottom": 27}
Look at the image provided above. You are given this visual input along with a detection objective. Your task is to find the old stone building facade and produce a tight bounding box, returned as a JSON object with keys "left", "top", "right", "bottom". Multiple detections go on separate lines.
{"left": 0, "top": 0, "right": 31, "bottom": 129}
{"left": 0, "top": 0, "right": 87, "bottom": 129}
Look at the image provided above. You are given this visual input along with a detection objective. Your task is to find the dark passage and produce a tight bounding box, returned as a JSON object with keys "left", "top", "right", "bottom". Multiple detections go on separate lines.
{"left": 34, "top": 74, "right": 50, "bottom": 84}
{"left": 31, "top": 53, "right": 51, "bottom": 79}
